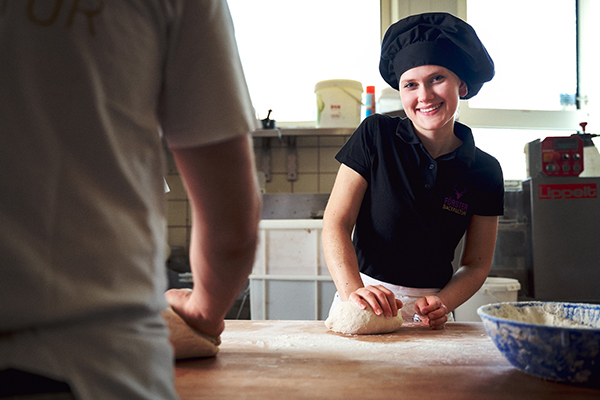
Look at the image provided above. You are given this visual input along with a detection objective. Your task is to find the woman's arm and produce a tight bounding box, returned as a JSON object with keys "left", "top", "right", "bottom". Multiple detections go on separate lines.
{"left": 322, "top": 164, "right": 401, "bottom": 317}
{"left": 415, "top": 214, "right": 499, "bottom": 329}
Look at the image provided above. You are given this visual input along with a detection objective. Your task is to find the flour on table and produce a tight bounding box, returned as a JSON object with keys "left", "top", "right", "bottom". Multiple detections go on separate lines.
{"left": 325, "top": 301, "right": 403, "bottom": 335}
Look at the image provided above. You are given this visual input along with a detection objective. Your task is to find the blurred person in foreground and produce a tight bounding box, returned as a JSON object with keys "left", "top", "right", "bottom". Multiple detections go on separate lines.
{"left": 0, "top": 1, "right": 261, "bottom": 398}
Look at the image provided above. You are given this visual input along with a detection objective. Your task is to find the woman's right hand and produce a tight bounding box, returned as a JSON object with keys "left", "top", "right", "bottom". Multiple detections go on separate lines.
{"left": 348, "top": 285, "right": 403, "bottom": 318}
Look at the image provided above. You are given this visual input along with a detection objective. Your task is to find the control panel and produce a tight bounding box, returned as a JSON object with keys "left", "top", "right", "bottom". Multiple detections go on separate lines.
{"left": 540, "top": 136, "right": 584, "bottom": 177}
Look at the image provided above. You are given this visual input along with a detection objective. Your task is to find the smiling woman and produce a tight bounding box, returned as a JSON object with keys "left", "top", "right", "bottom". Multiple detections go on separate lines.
{"left": 399, "top": 66, "right": 466, "bottom": 148}
{"left": 322, "top": 12, "right": 504, "bottom": 332}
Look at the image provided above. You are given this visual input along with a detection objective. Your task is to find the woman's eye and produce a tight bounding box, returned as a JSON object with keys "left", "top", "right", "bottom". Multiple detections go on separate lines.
{"left": 403, "top": 82, "right": 416, "bottom": 89}
{"left": 432, "top": 75, "right": 445, "bottom": 82}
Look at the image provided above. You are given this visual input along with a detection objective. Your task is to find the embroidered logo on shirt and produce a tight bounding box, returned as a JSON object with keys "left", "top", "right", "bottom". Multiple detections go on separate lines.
{"left": 453, "top": 184, "right": 467, "bottom": 199}
{"left": 442, "top": 185, "right": 469, "bottom": 216}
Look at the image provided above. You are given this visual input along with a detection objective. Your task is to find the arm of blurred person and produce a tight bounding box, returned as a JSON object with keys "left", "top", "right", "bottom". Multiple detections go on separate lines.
{"left": 165, "top": 134, "right": 261, "bottom": 338}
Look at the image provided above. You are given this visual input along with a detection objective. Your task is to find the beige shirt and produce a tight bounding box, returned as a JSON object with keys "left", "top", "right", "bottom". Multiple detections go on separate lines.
{"left": 0, "top": 1, "right": 256, "bottom": 398}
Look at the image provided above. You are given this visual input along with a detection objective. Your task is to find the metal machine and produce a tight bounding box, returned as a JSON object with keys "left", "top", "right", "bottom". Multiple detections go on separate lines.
{"left": 522, "top": 127, "right": 600, "bottom": 302}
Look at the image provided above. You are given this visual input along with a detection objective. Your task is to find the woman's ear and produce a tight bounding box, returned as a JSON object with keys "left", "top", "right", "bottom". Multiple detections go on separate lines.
{"left": 459, "top": 81, "right": 468, "bottom": 98}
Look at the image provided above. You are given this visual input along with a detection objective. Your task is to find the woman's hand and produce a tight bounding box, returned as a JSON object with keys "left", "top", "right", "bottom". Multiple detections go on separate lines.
{"left": 349, "top": 285, "right": 403, "bottom": 318}
{"left": 415, "top": 295, "right": 449, "bottom": 329}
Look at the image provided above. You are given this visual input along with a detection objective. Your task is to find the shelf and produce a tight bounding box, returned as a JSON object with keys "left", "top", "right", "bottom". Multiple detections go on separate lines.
{"left": 252, "top": 127, "right": 355, "bottom": 138}
{"left": 251, "top": 111, "right": 406, "bottom": 138}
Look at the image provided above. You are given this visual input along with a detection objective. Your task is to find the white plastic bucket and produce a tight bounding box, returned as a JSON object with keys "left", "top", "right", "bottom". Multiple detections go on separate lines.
{"left": 377, "top": 87, "right": 403, "bottom": 114}
{"left": 315, "top": 79, "right": 363, "bottom": 128}
{"left": 454, "top": 277, "right": 521, "bottom": 322}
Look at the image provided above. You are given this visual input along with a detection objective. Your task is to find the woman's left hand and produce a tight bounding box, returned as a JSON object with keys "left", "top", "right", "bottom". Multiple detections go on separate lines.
{"left": 415, "top": 296, "right": 449, "bottom": 330}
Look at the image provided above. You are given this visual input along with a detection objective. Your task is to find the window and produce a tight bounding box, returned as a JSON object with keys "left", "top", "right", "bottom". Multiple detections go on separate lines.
{"left": 227, "top": 0, "right": 383, "bottom": 125}
{"left": 466, "top": 0, "right": 577, "bottom": 111}
{"left": 472, "top": 129, "right": 573, "bottom": 180}
{"left": 461, "top": 0, "right": 584, "bottom": 180}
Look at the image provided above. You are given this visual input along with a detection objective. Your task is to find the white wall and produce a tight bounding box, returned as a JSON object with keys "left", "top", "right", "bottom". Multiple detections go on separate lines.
{"left": 381, "top": 0, "right": 459, "bottom": 38}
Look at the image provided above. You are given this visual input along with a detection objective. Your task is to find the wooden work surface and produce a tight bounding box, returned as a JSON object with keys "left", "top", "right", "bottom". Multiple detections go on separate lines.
{"left": 175, "top": 320, "right": 600, "bottom": 400}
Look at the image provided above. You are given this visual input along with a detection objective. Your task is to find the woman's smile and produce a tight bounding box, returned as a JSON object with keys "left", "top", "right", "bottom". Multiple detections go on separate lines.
{"left": 417, "top": 103, "right": 443, "bottom": 114}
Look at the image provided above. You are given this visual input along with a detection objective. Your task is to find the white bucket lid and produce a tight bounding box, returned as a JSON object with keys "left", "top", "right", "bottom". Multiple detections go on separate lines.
{"left": 379, "top": 87, "right": 400, "bottom": 99}
{"left": 314, "top": 79, "right": 363, "bottom": 93}
{"left": 482, "top": 277, "right": 521, "bottom": 292}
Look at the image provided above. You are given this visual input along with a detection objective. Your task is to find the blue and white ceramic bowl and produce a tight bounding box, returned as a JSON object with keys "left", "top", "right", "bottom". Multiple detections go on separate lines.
{"left": 477, "top": 301, "right": 600, "bottom": 386}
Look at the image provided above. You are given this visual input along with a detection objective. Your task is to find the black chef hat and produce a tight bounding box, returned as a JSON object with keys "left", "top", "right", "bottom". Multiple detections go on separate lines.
{"left": 379, "top": 12, "right": 494, "bottom": 99}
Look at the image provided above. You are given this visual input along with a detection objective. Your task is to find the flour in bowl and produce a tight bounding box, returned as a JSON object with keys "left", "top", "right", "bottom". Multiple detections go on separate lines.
{"left": 497, "top": 303, "right": 593, "bottom": 328}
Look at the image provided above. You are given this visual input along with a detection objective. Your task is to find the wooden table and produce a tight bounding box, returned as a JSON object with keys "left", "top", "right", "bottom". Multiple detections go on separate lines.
{"left": 175, "top": 320, "right": 600, "bottom": 399}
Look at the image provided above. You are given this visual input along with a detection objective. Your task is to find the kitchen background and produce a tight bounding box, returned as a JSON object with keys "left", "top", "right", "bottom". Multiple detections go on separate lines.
{"left": 164, "top": 0, "right": 600, "bottom": 320}
{"left": 164, "top": 134, "right": 346, "bottom": 247}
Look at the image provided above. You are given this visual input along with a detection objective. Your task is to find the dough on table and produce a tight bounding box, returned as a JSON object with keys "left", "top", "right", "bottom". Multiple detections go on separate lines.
{"left": 162, "top": 307, "right": 221, "bottom": 360}
{"left": 325, "top": 301, "right": 403, "bottom": 335}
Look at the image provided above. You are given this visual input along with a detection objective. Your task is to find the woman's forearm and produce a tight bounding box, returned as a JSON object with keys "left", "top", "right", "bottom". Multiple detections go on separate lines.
{"left": 436, "top": 262, "right": 491, "bottom": 313}
{"left": 322, "top": 223, "right": 363, "bottom": 300}
{"left": 322, "top": 164, "right": 368, "bottom": 301}
{"left": 437, "top": 215, "right": 498, "bottom": 312}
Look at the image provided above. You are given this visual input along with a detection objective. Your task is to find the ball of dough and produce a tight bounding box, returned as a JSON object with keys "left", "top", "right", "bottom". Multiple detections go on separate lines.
{"left": 325, "top": 301, "right": 403, "bottom": 335}
{"left": 162, "top": 307, "right": 221, "bottom": 360}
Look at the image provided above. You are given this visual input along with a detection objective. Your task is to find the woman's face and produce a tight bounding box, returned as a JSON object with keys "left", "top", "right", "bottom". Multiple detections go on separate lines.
{"left": 399, "top": 65, "right": 467, "bottom": 137}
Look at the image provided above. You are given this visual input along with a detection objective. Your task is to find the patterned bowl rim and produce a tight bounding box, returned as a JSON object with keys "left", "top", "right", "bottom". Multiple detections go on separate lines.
{"left": 476, "top": 301, "right": 600, "bottom": 332}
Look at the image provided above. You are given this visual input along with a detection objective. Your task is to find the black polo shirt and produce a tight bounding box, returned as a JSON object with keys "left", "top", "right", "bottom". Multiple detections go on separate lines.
{"left": 336, "top": 114, "right": 504, "bottom": 288}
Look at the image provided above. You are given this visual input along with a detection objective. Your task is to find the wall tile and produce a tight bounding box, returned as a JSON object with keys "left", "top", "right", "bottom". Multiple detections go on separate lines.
{"left": 319, "top": 173, "right": 337, "bottom": 194}
{"left": 293, "top": 173, "right": 319, "bottom": 193}
{"left": 319, "top": 147, "right": 341, "bottom": 173}
{"left": 297, "top": 147, "right": 318, "bottom": 173}
{"left": 167, "top": 200, "right": 188, "bottom": 226}
{"left": 319, "top": 136, "right": 348, "bottom": 147}
{"left": 165, "top": 135, "right": 345, "bottom": 248}
{"left": 168, "top": 227, "right": 189, "bottom": 248}
{"left": 296, "top": 136, "right": 319, "bottom": 147}
{"left": 269, "top": 137, "right": 287, "bottom": 148}
{"left": 265, "top": 173, "right": 292, "bottom": 193}
{"left": 270, "top": 147, "right": 287, "bottom": 174}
